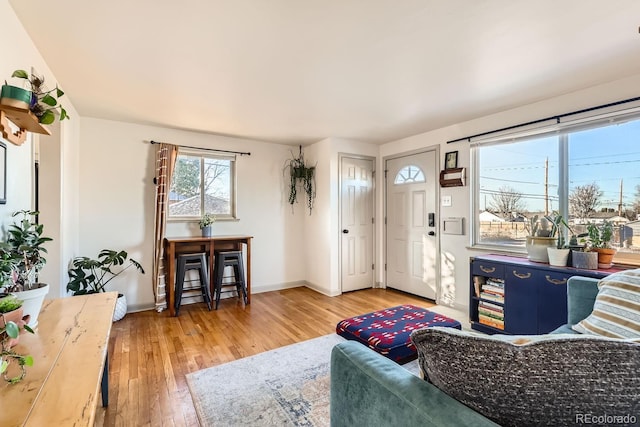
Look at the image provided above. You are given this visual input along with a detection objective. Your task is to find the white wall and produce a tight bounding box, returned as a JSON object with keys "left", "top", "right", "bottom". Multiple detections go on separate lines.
{"left": 380, "top": 72, "right": 640, "bottom": 310}
{"left": 0, "top": 0, "right": 81, "bottom": 300}
{"left": 303, "top": 137, "right": 378, "bottom": 296}
{"left": 78, "top": 118, "right": 305, "bottom": 311}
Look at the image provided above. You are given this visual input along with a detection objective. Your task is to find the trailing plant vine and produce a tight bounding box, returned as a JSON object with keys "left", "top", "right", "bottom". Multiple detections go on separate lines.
{"left": 284, "top": 146, "right": 316, "bottom": 214}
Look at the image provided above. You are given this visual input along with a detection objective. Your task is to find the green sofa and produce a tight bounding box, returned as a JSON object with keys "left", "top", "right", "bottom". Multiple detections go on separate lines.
{"left": 330, "top": 276, "right": 600, "bottom": 427}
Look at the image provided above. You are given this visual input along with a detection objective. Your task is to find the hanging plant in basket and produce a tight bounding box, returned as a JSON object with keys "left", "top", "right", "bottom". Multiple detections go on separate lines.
{"left": 284, "top": 145, "right": 316, "bottom": 214}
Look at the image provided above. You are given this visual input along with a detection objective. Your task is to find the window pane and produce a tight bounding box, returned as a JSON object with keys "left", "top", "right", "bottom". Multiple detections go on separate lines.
{"left": 394, "top": 165, "right": 425, "bottom": 184}
{"left": 568, "top": 120, "right": 640, "bottom": 256}
{"left": 204, "top": 158, "right": 231, "bottom": 215}
{"left": 474, "top": 114, "right": 640, "bottom": 264}
{"left": 169, "top": 155, "right": 202, "bottom": 217}
{"left": 477, "top": 137, "right": 559, "bottom": 247}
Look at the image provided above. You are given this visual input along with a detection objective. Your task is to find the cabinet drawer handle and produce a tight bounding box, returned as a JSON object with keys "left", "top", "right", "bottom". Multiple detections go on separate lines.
{"left": 512, "top": 270, "right": 531, "bottom": 279}
{"left": 480, "top": 265, "right": 496, "bottom": 273}
{"left": 545, "top": 275, "right": 567, "bottom": 285}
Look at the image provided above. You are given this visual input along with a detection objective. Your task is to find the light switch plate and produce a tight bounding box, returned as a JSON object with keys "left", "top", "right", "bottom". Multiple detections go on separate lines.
{"left": 442, "top": 195, "right": 452, "bottom": 207}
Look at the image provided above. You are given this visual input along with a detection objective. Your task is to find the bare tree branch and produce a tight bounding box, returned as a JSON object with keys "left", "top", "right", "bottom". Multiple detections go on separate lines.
{"left": 569, "top": 183, "right": 602, "bottom": 220}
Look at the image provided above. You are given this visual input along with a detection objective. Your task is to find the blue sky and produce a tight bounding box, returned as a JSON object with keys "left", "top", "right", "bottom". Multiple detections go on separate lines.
{"left": 478, "top": 119, "right": 640, "bottom": 213}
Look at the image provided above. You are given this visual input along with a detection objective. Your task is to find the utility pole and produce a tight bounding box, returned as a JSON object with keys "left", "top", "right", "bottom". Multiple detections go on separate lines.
{"left": 618, "top": 179, "right": 623, "bottom": 216}
{"left": 544, "top": 157, "right": 549, "bottom": 215}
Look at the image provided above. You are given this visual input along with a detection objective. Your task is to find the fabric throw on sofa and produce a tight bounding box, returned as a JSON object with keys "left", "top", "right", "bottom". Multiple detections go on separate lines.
{"left": 410, "top": 327, "right": 640, "bottom": 427}
{"left": 572, "top": 269, "right": 640, "bottom": 340}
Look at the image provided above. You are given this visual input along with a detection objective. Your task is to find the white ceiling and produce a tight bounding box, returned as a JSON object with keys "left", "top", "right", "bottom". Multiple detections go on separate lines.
{"left": 9, "top": 0, "right": 640, "bottom": 145}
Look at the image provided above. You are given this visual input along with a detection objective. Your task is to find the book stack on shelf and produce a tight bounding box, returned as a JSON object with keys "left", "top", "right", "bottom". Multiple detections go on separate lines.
{"left": 478, "top": 278, "right": 505, "bottom": 330}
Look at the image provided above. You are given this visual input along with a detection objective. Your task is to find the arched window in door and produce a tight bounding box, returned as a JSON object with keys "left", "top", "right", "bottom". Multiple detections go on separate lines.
{"left": 394, "top": 165, "right": 425, "bottom": 184}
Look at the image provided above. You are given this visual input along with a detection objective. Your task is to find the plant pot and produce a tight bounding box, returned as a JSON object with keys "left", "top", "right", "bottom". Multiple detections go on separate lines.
{"left": 12, "top": 283, "right": 49, "bottom": 329}
{"left": 592, "top": 247, "right": 616, "bottom": 269}
{"left": 526, "top": 236, "right": 557, "bottom": 263}
{"left": 0, "top": 85, "right": 32, "bottom": 109}
{"left": 201, "top": 225, "right": 212, "bottom": 237}
{"left": 0, "top": 306, "right": 29, "bottom": 348}
{"left": 571, "top": 251, "right": 598, "bottom": 270}
{"left": 113, "top": 293, "right": 127, "bottom": 322}
{"left": 547, "top": 247, "right": 570, "bottom": 267}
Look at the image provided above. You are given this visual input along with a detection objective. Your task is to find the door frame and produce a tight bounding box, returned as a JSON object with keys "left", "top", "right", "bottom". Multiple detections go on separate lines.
{"left": 338, "top": 153, "right": 376, "bottom": 293}
{"left": 383, "top": 145, "right": 441, "bottom": 301}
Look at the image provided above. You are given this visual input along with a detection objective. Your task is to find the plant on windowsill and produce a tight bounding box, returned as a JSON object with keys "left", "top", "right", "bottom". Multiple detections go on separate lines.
{"left": 525, "top": 215, "right": 558, "bottom": 263}
{"left": 199, "top": 213, "right": 216, "bottom": 237}
{"left": 0, "top": 294, "right": 34, "bottom": 384}
{"left": 586, "top": 221, "right": 616, "bottom": 268}
{"left": 546, "top": 214, "right": 573, "bottom": 267}
{"left": 284, "top": 145, "right": 316, "bottom": 214}
{"left": 67, "top": 249, "right": 145, "bottom": 321}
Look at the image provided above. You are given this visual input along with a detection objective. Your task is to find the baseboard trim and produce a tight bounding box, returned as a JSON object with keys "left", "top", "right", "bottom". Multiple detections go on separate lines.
{"left": 303, "top": 281, "right": 341, "bottom": 297}
{"left": 251, "top": 280, "right": 304, "bottom": 294}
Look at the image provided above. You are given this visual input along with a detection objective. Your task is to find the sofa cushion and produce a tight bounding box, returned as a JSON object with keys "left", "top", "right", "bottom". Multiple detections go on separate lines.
{"left": 410, "top": 327, "right": 640, "bottom": 427}
{"left": 572, "top": 270, "right": 640, "bottom": 340}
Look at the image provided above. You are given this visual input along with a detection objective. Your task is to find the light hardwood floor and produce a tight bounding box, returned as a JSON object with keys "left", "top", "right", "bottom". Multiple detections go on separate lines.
{"left": 94, "top": 287, "right": 434, "bottom": 426}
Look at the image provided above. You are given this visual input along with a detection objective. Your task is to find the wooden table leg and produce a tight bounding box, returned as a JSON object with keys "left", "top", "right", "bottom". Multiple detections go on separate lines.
{"left": 166, "top": 241, "right": 176, "bottom": 316}
{"left": 246, "top": 238, "right": 251, "bottom": 304}
{"left": 209, "top": 240, "right": 215, "bottom": 305}
{"left": 101, "top": 351, "right": 109, "bottom": 407}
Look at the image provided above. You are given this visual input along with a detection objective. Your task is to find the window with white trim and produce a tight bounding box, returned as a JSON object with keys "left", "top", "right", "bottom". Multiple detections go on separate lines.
{"left": 472, "top": 110, "right": 640, "bottom": 263}
{"left": 168, "top": 150, "right": 236, "bottom": 219}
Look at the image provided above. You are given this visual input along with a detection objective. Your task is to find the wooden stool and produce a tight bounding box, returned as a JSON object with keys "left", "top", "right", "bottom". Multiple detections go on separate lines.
{"left": 213, "top": 250, "right": 248, "bottom": 309}
{"left": 175, "top": 253, "right": 212, "bottom": 316}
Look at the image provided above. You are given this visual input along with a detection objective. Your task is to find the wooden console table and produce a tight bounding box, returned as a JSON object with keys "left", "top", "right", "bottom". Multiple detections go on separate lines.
{"left": 0, "top": 292, "right": 116, "bottom": 426}
{"left": 164, "top": 235, "right": 253, "bottom": 316}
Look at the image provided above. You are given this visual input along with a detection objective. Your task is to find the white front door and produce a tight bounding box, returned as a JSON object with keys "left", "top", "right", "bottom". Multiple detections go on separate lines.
{"left": 385, "top": 150, "right": 438, "bottom": 300}
{"left": 340, "top": 156, "right": 375, "bottom": 292}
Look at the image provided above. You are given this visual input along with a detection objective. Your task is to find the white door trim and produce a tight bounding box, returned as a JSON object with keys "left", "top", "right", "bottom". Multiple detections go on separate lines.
{"left": 383, "top": 145, "right": 441, "bottom": 301}
{"left": 338, "top": 153, "right": 376, "bottom": 293}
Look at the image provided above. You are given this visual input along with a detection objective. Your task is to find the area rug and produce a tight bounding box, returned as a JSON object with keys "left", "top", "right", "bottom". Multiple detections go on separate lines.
{"left": 186, "top": 333, "right": 419, "bottom": 426}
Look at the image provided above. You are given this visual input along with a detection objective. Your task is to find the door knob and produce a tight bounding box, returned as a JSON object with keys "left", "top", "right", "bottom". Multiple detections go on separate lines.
{"left": 428, "top": 231, "right": 435, "bottom": 236}
{"left": 342, "top": 229, "right": 349, "bottom": 234}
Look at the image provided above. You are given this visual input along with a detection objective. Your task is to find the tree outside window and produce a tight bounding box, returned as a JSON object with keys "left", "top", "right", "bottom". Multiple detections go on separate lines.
{"left": 168, "top": 152, "right": 235, "bottom": 219}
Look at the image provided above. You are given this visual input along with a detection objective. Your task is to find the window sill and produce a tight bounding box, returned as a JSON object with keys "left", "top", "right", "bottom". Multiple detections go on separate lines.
{"left": 168, "top": 217, "right": 240, "bottom": 223}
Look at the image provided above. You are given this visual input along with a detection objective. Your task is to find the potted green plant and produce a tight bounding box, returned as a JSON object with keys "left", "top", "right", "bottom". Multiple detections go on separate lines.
{"left": 67, "top": 249, "right": 145, "bottom": 321}
{"left": 199, "top": 213, "right": 216, "bottom": 237}
{"left": 570, "top": 244, "right": 598, "bottom": 270}
{"left": 525, "top": 215, "right": 558, "bottom": 263}
{"left": 0, "top": 210, "right": 52, "bottom": 329}
{"left": 0, "top": 294, "right": 34, "bottom": 383}
{"left": 284, "top": 145, "right": 316, "bottom": 214}
{"left": 586, "top": 221, "right": 616, "bottom": 268}
{"left": 8, "top": 69, "right": 69, "bottom": 124}
{"left": 546, "top": 214, "right": 573, "bottom": 267}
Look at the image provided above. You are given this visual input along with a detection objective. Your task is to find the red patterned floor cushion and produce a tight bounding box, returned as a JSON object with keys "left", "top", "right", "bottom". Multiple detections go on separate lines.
{"left": 336, "top": 304, "right": 462, "bottom": 363}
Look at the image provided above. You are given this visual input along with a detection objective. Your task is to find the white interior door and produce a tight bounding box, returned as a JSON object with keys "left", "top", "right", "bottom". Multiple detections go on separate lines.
{"left": 385, "top": 151, "right": 438, "bottom": 300}
{"left": 341, "top": 156, "right": 374, "bottom": 292}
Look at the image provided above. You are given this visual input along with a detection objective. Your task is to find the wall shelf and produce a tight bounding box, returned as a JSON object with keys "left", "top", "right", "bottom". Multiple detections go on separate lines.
{"left": 0, "top": 104, "right": 51, "bottom": 146}
{"left": 439, "top": 167, "right": 465, "bottom": 187}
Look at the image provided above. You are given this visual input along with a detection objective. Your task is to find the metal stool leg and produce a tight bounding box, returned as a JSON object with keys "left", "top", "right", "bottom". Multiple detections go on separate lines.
{"left": 197, "top": 254, "right": 212, "bottom": 311}
{"left": 175, "top": 257, "right": 186, "bottom": 316}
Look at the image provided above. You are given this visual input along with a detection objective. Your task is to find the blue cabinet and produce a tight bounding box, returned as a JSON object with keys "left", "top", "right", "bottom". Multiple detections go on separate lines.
{"left": 470, "top": 255, "right": 616, "bottom": 335}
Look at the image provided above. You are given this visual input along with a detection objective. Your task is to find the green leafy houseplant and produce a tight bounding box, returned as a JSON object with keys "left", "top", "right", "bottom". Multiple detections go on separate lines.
{"left": 284, "top": 145, "right": 316, "bottom": 213}
{"left": 586, "top": 221, "right": 614, "bottom": 249}
{"left": 10, "top": 69, "right": 69, "bottom": 124}
{"left": 0, "top": 295, "right": 34, "bottom": 383}
{"left": 586, "top": 221, "right": 616, "bottom": 268}
{"left": 1, "top": 210, "right": 52, "bottom": 292}
{"left": 67, "top": 249, "right": 145, "bottom": 295}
